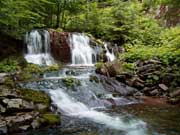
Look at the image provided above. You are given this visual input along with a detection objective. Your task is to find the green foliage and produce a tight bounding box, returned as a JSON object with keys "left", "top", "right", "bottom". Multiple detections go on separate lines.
{"left": 95, "top": 62, "right": 103, "bottom": 70}
{"left": 23, "top": 63, "right": 60, "bottom": 75}
{"left": 4, "top": 77, "right": 15, "bottom": 88}
{"left": 23, "top": 64, "right": 42, "bottom": 74}
{"left": 0, "top": 58, "right": 21, "bottom": 73}
{"left": 122, "top": 62, "right": 135, "bottom": 72}
{"left": 0, "top": 0, "right": 54, "bottom": 39}
{"left": 121, "top": 25, "right": 180, "bottom": 66}
{"left": 44, "top": 64, "right": 60, "bottom": 72}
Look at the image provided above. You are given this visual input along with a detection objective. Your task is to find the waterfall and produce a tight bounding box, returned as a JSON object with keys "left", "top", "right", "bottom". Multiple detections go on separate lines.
{"left": 24, "top": 30, "right": 54, "bottom": 65}
{"left": 104, "top": 43, "right": 116, "bottom": 62}
{"left": 69, "top": 33, "right": 97, "bottom": 66}
{"left": 50, "top": 89, "right": 147, "bottom": 135}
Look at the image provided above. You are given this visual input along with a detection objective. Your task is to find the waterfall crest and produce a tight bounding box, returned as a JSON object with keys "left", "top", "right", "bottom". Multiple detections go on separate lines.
{"left": 69, "top": 33, "right": 97, "bottom": 66}
{"left": 24, "top": 30, "right": 54, "bottom": 65}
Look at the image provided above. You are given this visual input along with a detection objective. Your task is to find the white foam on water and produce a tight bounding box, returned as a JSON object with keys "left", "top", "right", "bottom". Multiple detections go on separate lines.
{"left": 104, "top": 43, "right": 116, "bottom": 62}
{"left": 24, "top": 30, "right": 54, "bottom": 65}
{"left": 69, "top": 33, "right": 97, "bottom": 66}
{"left": 49, "top": 89, "right": 147, "bottom": 135}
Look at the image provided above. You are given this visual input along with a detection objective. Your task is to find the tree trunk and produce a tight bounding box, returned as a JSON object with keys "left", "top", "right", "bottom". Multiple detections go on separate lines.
{"left": 55, "top": 2, "right": 61, "bottom": 28}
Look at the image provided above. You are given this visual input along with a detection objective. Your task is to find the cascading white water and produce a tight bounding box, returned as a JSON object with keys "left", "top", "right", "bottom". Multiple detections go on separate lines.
{"left": 50, "top": 89, "right": 147, "bottom": 135}
{"left": 104, "top": 43, "right": 116, "bottom": 62}
{"left": 24, "top": 30, "right": 54, "bottom": 65}
{"left": 69, "top": 33, "right": 97, "bottom": 66}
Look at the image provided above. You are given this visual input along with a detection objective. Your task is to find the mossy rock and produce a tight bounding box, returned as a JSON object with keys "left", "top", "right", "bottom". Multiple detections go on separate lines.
{"left": 16, "top": 72, "right": 33, "bottom": 81}
{"left": 95, "top": 62, "right": 103, "bottom": 72}
{"left": 62, "top": 77, "right": 81, "bottom": 88}
{"left": 41, "top": 113, "right": 60, "bottom": 125}
{"left": 23, "top": 64, "right": 42, "bottom": 74}
{"left": 4, "top": 76, "right": 15, "bottom": 88}
{"left": 17, "top": 89, "right": 50, "bottom": 106}
{"left": 89, "top": 75, "right": 99, "bottom": 83}
{"left": 44, "top": 64, "right": 61, "bottom": 72}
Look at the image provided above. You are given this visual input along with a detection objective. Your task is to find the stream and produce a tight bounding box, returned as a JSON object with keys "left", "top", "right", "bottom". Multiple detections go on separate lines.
{"left": 18, "top": 30, "right": 180, "bottom": 135}
{"left": 17, "top": 66, "right": 180, "bottom": 135}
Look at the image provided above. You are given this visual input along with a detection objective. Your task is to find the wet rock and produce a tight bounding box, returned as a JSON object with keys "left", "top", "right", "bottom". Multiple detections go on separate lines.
{"left": 149, "top": 89, "right": 159, "bottom": 96}
{"left": 0, "top": 104, "right": 6, "bottom": 113}
{"left": 0, "top": 87, "right": 18, "bottom": 98}
{"left": 3, "top": 98, "right": 22, "bottom": 109}
{"left": 158, "top": 84, "right": 168, "bottom": 91}
{"left": 133, "top": 91, "right": 143, "bottom": 97}
{"left": 100, "top": 75, "right": 138, "bottom": 96}
{"left": 19, "top": 125, "right": 30, "bottom": 131}
{"left": 168, "top": 97, "right": 180, "bottom": 105}
{"left": 170, "top": 89, "right": 180, "bottom": 97}
{"left": 0, "top": 73, "right": 8, "bottom": 84}
{"left": 4, "top": 112, "right": 38, "bottom": 133}
{"left": 35, "top": 103, "right": 48, "bottom": 111}
{"left": 2, "top": 98, "right": 35, "bottom": 110}
{"left": 0, "top": 120, "right": 7, "bottom": 134}
{"left": 96, "top": 60, "right": 122, "bottom": 77}
{"left": 89, "top": 75, "right": 99, "bottom": 83}
{"left": 48, "top": 29, "right": 71, "bottom": 63}
{"left": 31, "top": 119, "right": 40, "bottom": 129}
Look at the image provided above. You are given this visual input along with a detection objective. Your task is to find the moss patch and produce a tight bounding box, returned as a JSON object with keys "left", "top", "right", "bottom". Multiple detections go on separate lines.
{"left": 17, "top": 89, "right": 50, "bottom": 106}
{"left": 41, "top": 113, "right": 60, "bottom": 125}
{"left": 62, "top": 77, "right": 81, "bottom": 88}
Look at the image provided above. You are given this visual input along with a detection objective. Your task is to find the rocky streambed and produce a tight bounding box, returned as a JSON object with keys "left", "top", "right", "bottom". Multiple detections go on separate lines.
{"left": 0, "top": 63, "right": 180, "bottom": 135}
{"left": 0, "top": 74, "right": 60, "bottom": 134}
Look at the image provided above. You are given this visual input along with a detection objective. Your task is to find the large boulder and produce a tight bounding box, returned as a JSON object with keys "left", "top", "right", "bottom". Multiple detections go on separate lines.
{"left": 96, "top": 60, "right": 122, "bottom": 77}
{"left": 0, "top": 73, "right": 8, "bottom": 84}
{"left": 2, "top": 98, "right": 35, "bottom": 111}
{"left": 48, "top": 29, "right": 71, "bottom": 63}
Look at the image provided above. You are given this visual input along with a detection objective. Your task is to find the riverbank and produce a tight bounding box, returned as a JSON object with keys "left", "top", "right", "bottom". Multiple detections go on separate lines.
{"left": 96, "top": 59, "right": 180, "bottom": 105}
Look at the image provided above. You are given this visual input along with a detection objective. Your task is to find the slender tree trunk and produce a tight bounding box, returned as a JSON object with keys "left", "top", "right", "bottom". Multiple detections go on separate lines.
{"left": 56, "top": 2, "right": 60, "bottom": 28}
{"left": 86, "top": 0, "right": 89, "bottom": 30}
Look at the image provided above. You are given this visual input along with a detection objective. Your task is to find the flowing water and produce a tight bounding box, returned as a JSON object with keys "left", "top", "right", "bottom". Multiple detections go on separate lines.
{"left": 24, "top": 30, "right": 54, "bottom": 65}
{"left": 104, "top": 43, "right": 116, "bottom": 62}
{"left": 69, "top": 33, "right": 97, "bottom": 66}
{"left": 20, "top": 66, "right": 179, "bottom": 135}
{"left": 21, "top": 31, "right": 180, "bottom": 135}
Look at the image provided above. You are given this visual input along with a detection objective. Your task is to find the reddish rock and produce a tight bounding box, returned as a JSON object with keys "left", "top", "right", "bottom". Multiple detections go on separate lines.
{"left": 48, "top": 29, "right": 71, "bottom": 63}
{"left": 142, "top": 96, "right": 169, "bottom": 106}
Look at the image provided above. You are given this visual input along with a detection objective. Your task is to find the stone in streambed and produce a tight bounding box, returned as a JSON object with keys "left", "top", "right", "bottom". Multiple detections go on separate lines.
{"left": 0, "top": 104, "right": 6, "bottom": 113}
{"left": 0, "top": 87, "right": 18, "bottom": 98}
{"left": 19, "top": 125, "right": 30, "bottom": 131}
{"left": 170, "top": 89, "right": 180, "bottom": 97}
{"left": 0, "top": 120, "right": 7, "bottom": 134}
{"left": 149, "top": 89, "right": 159, "bottom": 96}
{"left": 158, "top": 84, "right": 168, "bottom": 91}
{"left": 2, "top": 98, "right": 35, "bottom": 110}
{"left": 0, "top": 73, "right": 8, "bottom": 84}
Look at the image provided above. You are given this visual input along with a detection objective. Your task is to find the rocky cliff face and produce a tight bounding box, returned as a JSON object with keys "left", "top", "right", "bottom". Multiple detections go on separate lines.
{"left": 48, "top": 29, "right": 71, "bottom": 63}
